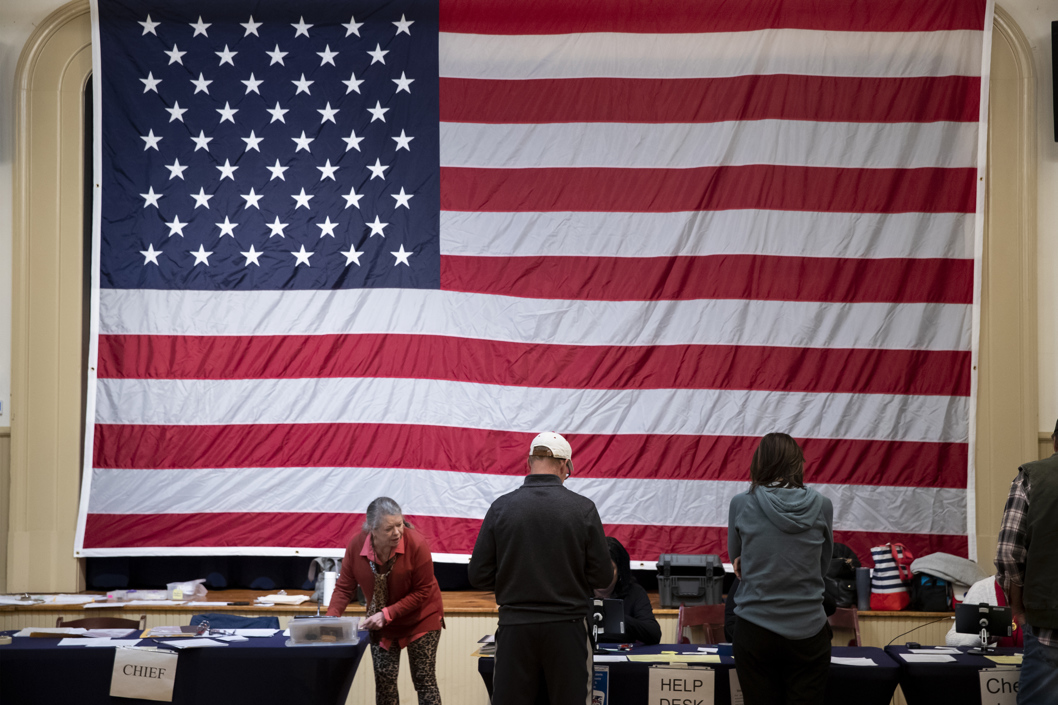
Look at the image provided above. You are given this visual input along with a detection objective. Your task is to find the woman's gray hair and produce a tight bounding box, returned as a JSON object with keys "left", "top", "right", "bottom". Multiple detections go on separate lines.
{"left": 363, "top": 496, "right": 407, "bottom": 532}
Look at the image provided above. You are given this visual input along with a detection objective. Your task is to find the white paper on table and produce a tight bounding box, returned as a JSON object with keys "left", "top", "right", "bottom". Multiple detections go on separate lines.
{"left": 58, "top": 638, "right": 142, "bottom": 647}
{"left": 233, "top": 629, "right": 279, "bottom": 637}
{"left": 14, "top": 627, "right": 87, "bottom": 637}
{"left": 909, "top": 647, "right": 960, "bottom": 654}
{"left": 84, "top": 602, "right": 124, "bottom": 609}
{"left": 186, "top": 601, "right": 229, "bottom": 606}
{"left": 123, "top": 599, "right": 187, "bottom": 607}
{"left": 697, "top": 647, "right": 719, "bottom": 653}
{"left": 86, "top": 639, "right": 143, "bottom": 647}
{"left": 42, "top": 594, "right": 103, "bottom": 604}
{"left": 212, "top": 635, "right": 249, "bottom": 642}
{"left": 282, "top": 628, "right": 291, "bottom": 636}
{"left": 160, "top": 638, "right": 229, "bottom": 649}
{"left": 256, "top": 594, "right": 310, "bottom": 605}
{"left": 593, "top": 655, "right": 628, "bottom": 662}
{"left": 831, "top": 657, "right": 877, "bottom": 666}
{"left": 0, "top": 596, "right": 43, "bottom": 605}
{"left": 85, "top": 629, "right": 140, "bottom": 638}
{"left": 901, "top": 654, "right": 957, "bottom": 663}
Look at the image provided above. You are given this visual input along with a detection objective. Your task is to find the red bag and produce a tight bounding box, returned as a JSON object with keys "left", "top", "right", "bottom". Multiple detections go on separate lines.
{"left": 869, "top": 543, "right": 915, "bottom": 611}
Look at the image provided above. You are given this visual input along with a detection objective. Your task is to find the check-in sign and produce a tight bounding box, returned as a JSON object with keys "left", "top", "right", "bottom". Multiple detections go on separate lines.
{"left": 979, "top": 668, "right": 1020, "bottom": 705}
{"left": 648, "top": 666, "right": 714, "bottom": 705}
{"left": 110, "top": 648, "right": 178, "bottom": 702}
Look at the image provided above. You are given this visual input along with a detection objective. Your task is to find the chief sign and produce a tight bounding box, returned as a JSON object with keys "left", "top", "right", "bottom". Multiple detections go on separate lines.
{"left": 110, "top": 648, "right": 178, "bottom": 702}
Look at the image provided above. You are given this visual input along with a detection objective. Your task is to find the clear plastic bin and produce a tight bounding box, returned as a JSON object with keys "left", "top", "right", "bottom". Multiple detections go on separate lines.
{"left": 286, "top": 617, "right": 360, "bottom": 646}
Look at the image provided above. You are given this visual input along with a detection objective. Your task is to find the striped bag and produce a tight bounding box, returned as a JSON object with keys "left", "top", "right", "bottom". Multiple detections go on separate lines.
{"left": 870, "top": 543, "right": 915, "bottom": 611}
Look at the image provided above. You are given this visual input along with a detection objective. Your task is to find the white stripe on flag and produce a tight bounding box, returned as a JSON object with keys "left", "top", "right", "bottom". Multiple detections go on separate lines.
{"left": 87, "top": 467, "right": 967, "bottom": 536}
{"left": 440, "top": 121, "right": 979, "bottom": 170}
{"left": 98, "top": 289, "right": 972, "bottom": 352}
{"left": 439, "top": 211, "right": 974, "bottom": 260}
{"left": 94, "top": 377, "right": 970, "bottom": 443}
{"left": 439, "top": 30, "right": 983, "bottom": 79}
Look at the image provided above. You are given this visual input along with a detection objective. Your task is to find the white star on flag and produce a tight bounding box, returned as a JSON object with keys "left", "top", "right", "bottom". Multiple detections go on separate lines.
{"left": 292, "top": 245, "right": 313, "bottom": 266}
{"left": 190, "top": 244, "right": 213, "bottom": 265}
{"left": 241, "top": 16, "right": 261, "bottom": 36}
{"left": 190, "top": 16, "right": 211, "bottom": 37}
{"left": 391, "top": 244, "right": 413, "bottom": 266}
{"left": 317, "top": 216, "right": 339, "bottom": 238}
{"left": 216, "top": 159, "right": 238, "bottom": 180}
{"left": 341, "top": 244, "right": 363, "bottom": 266}
{"left": 292, "top": 188, "right": 314, "bottom": 210}
{"left": 392, "top": 187, "right": 413, "bottom": 209}
{"left": 165, "top": 215, "right": 187, "bottom": 236}
{"left": 241, "top": 244, "right": 263, "bottom": 266}
{"left": 241, "top": 188, "right": 264, "bottom": 209}
{"left": 165, "top": 159, "right": 187, "bottom": 180}
{"left": 165, "top": 44, "right": 186, "bottom": 65}
{"left": 317, "top": 160, "right": 339, "bottom": 180}
{"left": 139, "top": 14, "right": 159, "bottom": 35}
{"left": 216, "top": 45, "right": 237, "bottom": 66}
{"left": 393, "top": 15, "right": 414, "bottom": 35}
{"left": 140, "top": 72, "right": 161, "bottom": 93}
{"left": 292, "top": 17, "right": 313, "bottom": 38}
{"left": 140, "top": 187, "right": 163, "bottom": 208}
{"left": 166, "top": 101, "right": 187, "bottom": 122}
{"left": 141, "top": 130, "right": 162, "bottom": 150}
{"left": 318, "top": 45, "right": 338, "bottom": 66}
{"left": 266, "top": 217, "right": 288, "bottom": 238}
{"left": 366, "top": 215, "right": 388, "bottom": 237}
{"left": 191, "top": 131, "right": 213, "bottom": 152}
{"left": 216, "top": 216, "right": 238, "bottom": 237}
{"left": 140, "top": 243, "right": 162, "bottom": 265}
{"left": 191, "top": 188, "right": 213, "bottom": 209}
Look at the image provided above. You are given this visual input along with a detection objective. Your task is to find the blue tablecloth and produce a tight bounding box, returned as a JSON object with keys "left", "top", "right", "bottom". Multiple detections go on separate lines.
{"left": 885, "top": 645, "right": 1023, "bottom": 705}
{"left": 0, "top": 629, "right": 367, "bottom": 705}
{"left": 478, "top": 644, "right": 900, "bottom": 705}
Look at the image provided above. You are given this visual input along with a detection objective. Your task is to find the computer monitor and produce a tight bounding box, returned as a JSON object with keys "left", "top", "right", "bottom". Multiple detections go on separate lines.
{"left": 589, "top": 598, "right": 625, "bottom": 649}
{"left": 955, "top": 603, "right": 1012, "bottom": 652}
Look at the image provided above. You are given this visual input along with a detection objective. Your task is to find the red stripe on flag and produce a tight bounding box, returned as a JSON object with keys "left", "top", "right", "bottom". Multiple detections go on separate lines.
{"left": 440, "top": 166, "right": 978, "bottom": 214}
{"left": 81, "top": 511, "right": 968, "bottom": 563}
{"left": 93, "top": 424, "right": 969, "bottom": 489}
{"left": 441, "top": 255, "right": 973, "bottom": 304}
{"left": 98, "top": 334, "right": 970, "bottom": 396}
{"left": 441, "top": 76, "right": 981, "bottom": 125}
{"left": 440, "top": 0, "right": 986, "bottom": 34}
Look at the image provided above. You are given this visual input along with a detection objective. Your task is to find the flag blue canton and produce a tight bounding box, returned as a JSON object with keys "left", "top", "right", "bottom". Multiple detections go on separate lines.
{"left": 98, "top": 0, "right": 440, "bottom": 290}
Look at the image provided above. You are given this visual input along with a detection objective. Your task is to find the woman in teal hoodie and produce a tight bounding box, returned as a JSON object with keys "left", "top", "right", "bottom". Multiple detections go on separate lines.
{"left": 728, "top": 432, "right": 834, "bottom": 705}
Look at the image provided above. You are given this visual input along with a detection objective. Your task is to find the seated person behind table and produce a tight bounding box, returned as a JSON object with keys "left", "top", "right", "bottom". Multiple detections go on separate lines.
{"left": 945, "top": 575, "right": 1024, "bottom": 648}
{"left": 593, "top": 536, "right": 662, "bottom": 645}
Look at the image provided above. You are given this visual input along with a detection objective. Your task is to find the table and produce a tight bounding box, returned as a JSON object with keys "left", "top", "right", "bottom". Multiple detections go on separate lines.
{"left": 0, "top": 629, "right": 368, "bottom": 705}
{"left": 478, "top": 644, "right": 900, "bottom": 705}
{"left": 885, "top": 645, "right": 1023, "bottom": 705}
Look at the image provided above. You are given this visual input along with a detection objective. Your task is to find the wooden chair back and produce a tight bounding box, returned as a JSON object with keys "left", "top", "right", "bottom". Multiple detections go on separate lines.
{"left": 828, "top": 607, "right": 862, "bottom": 646}
{"left": 56, "top": 615, "right": 147, "bottom": 631}
{"left": 676, "top": 603, "right": 727, "bottom": 644}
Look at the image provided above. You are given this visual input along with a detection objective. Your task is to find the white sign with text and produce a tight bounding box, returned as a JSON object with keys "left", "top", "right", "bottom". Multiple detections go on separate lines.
{"left": 648, "top": 666, "right": 714, "bottom": 705}
{"left": 979, "top": 668, "right": 1020, "bottom": 705}
{"left": 728, "top": 669, "right": 744, "bottom": 705}
{"left": 110, "top": 648, "right": 178, "bottom": 702}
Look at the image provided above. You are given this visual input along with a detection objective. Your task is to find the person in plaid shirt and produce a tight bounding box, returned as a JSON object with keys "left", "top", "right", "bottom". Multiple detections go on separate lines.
{"left": 995, "top": 419, "right": 1058, "bottom": 705}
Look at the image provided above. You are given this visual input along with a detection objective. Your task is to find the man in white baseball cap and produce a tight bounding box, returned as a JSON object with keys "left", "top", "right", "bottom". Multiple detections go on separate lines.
{"left": 469, "top": 431, "right": 612, "bottom": 705}
{"left": 527, "top": 431, "right": 574, "bottom": 479}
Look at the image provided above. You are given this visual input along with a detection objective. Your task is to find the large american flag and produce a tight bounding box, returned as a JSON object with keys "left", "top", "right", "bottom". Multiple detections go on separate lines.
{"left": 77, "top": 0, "right": 992, "bottom": 566}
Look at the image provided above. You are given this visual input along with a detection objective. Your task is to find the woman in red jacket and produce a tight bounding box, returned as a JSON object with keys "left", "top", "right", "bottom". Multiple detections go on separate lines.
{"left": 327, "top": 497, "right": 445, "bottom": 705}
